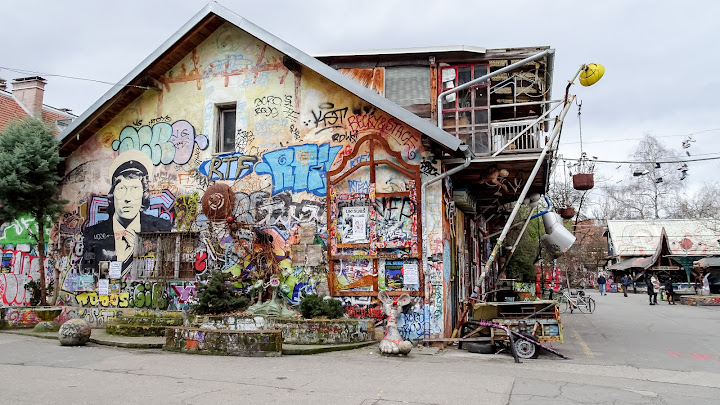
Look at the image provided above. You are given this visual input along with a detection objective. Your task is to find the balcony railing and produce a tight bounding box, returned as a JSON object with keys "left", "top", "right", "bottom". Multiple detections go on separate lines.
{"left": 489, "top": 119, "right": 543, "bottom": 154}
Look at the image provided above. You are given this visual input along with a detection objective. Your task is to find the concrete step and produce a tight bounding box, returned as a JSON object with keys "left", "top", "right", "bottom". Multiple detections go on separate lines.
{"left": 105, "top": 324, "right": 170, "bottom": 337}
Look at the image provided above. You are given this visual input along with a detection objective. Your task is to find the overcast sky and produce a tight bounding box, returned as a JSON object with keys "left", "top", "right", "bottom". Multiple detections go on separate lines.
{"left": 2, "top": 0, "right": 719, "bottom": 195}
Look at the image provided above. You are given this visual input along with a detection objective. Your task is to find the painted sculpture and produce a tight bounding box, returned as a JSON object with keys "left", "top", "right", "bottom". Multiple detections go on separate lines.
{"left": 378, "top": 291, "right": 413, "bottom": 355}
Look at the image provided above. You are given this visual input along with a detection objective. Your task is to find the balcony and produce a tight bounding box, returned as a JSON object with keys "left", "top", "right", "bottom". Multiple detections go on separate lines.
{"left": 488, "top": 118, "right": 544, "bottom": 155}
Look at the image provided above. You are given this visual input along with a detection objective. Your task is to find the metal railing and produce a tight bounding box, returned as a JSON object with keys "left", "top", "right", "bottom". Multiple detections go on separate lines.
{"left": 489, "top": 119, "right": 544, "bottom": 153}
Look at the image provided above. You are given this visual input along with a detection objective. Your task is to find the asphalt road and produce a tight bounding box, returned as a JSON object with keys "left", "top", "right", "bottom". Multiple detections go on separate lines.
{"left": 0, "top": 293, "right": 718, "bottom": 404}
{"left": 557, "top": 289, "right": 720, "bottom": 373}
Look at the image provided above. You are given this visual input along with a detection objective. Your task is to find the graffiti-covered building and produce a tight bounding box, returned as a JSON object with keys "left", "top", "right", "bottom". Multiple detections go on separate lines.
{"left": 21, "top": 3, "right": 557, "bottom": 341}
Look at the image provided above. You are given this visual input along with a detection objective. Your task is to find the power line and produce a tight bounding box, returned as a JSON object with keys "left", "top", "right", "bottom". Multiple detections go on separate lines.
{"left": 562, "top": 127, "right": 720, "bottom": 145}
{"left": 559, "top": 154, "right": 720, "bottom": 164}
{"left": 0, "top": 66, "right": 149, "bottom": 89}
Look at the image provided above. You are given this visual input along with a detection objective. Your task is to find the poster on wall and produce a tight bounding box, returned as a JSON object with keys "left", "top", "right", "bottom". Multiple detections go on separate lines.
{"left": 98, "top": 261, "right": 109, "bottom": 279}
{"left": 340, "top": 206, "right": 369, "bottom": 244}
{"left": 109, "top": 261, "right": 122, "bottom": 279}
{"left": 403, "top": 261, "right": 419, "bottom": 285}
{"left": 109, "top": 281, "right": 121, "bottom": 295}
{"left": 385, "top": 259, "right": 404, "bottom": 289}
{"left": 1, "top": 252, "right": 12, "bottom": 273}
{"left": 77, "top": 274, "right": 95, "bottom": 291}
{"left": 98, "top": 279, "right": 109, "bottom": 296}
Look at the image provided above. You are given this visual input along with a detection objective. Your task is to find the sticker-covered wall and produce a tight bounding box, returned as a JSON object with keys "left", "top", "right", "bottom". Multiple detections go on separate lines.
{"left": 37, "top": 22, "right": 445, "bottom": 338}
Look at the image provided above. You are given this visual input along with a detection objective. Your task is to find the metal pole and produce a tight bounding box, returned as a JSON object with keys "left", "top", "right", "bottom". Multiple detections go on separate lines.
{"left": 477, "top": 95, "right": 576, "bottom": 294}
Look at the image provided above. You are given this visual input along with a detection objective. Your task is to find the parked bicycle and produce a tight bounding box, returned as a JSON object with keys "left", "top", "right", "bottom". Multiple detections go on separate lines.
{"left": 557, "top": 287, "right": 595, "bottom": 314}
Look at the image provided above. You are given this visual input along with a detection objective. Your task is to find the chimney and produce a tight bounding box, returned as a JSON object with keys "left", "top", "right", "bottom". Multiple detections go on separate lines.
{"left": 0, "top": 78, "right": 6, "bottom": 92}
{"left": 12, "top": 76, "right": 47, "bottom": 117}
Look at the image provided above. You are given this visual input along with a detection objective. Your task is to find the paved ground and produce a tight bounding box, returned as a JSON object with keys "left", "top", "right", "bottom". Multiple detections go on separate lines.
{"left": 0, "top": 292, "right": 718, "bottom": 404}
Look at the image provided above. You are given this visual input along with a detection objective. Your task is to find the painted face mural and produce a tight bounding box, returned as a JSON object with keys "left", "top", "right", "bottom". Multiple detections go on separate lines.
{"left": 82, "top": 151, "right": 172, "bottom": 276}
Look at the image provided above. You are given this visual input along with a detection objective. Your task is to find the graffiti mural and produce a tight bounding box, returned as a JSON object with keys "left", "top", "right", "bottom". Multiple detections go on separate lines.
{"left": 254, "top": 143, "right": 342, "bottom": 196}
{"left": 111, "top": 120, "right": 209, "bottom": 166}
{"left": 198, "top": 152, "right": 257, "bottom": 181}
{"left": 83, "top": 151, "right": 172, "bottom": 276}
{"left": 0, "top": 215, "right": 51, "bottom": 245}
{"left": 0, "top": 273, "right": 31, "bottom": 306}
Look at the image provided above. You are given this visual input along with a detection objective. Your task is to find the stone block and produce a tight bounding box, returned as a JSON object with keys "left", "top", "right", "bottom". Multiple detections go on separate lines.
{"left": 164, "top": 327, "right": 282, "bottom": 357}
{"left": 58, "top": 319, "right": 92, "bottom": 346}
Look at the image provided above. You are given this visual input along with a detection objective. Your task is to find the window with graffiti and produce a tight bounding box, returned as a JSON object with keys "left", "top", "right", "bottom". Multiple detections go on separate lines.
{"left": 326, "top": 134, "right": 422, "bottom": 297}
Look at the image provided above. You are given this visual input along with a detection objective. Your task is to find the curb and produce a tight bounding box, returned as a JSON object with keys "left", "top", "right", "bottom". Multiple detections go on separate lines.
{"left": 0, "top": 330, "right": 58, "bottom": 341}
{"left": 89, "top": 338, "right": 164, "bottom": 349}
{"left": 282, "top": 340, "right": 377, "bottom": 355}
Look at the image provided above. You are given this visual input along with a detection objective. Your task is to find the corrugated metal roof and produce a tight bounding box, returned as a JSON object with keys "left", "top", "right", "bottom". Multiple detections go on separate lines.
{"left": 57, "top": 2, "right": 462, "bottom": 153}
{"left": 607, "top": 219, "right": 720, "bottom": 257}
{"left": 313, "top": 45, "right": 487, "bottom": 58}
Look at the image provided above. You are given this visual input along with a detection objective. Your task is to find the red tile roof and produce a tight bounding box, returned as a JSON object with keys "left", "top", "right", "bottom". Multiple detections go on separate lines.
{"left": 0, "top": 90, "right": 74, "bottom": 134}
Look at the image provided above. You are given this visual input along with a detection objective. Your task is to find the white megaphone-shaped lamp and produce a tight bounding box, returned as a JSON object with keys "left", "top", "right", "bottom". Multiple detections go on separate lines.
{"left": 540, "top": 212, "right": 576, "bottom": 257}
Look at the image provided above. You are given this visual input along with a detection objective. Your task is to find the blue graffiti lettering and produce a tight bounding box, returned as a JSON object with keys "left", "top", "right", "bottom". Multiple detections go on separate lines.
{"left": 254, "top": 143, "right": 341, "bottom": 196}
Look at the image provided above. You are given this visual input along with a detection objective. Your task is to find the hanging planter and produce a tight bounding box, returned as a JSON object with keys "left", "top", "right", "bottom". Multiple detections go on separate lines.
{"left": 559, "top": 206, "right": 576, "bottom": 219}
{"left": 572, "top": 173, "right": 594, "bottom": 190}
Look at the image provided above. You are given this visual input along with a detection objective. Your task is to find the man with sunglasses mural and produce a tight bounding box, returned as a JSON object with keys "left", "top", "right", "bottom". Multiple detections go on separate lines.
{"left": 83, "top": 151, "right": 172, "bottom": 277}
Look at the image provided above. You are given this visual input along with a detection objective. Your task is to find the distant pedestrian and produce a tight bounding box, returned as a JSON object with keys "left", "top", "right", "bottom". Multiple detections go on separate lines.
{"left": 621, "top": 274, "right": 630, "bottom": 297}
{"left": 646, "top": 273, "right": 658, "bottom": 305}
{"left": 597, "top": 274, "right": 607, "bottom": 296}
{"left": 664, "top": 278, "right": 676, "bottom": 305}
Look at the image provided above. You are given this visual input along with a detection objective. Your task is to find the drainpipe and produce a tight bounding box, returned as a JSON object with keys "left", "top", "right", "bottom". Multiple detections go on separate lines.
{"left": 437, "top": 49, "right": 555, "bottom": 129}
{"left": 477, "top": 95, "right": 576, "bottom": 297}
{"left": 421, "top": 144, "right": 472, "bottom": 343}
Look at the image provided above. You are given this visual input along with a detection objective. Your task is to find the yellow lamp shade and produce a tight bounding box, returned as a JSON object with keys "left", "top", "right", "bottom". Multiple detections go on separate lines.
{"left": 579, "top": 63, "right": 605, "bottom": 87}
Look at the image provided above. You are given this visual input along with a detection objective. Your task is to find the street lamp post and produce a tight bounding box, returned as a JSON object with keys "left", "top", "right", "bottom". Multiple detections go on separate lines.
{"left": 477, "top": 63, "right": 605, "bottom": 298}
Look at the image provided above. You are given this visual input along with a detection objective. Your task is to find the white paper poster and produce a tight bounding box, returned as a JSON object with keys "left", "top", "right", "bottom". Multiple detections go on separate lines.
{"left": 403, "top": 262, "right": 419, "bottom": 285}
{"left": 109, "top": 261, "right": 122, "bottom": 279}
{"left": 341, "top": 206, "right": 369, "bottom": 243}
{"left": 352, "top": 216, "right": 366, "bottom": 241}
{"left": 98, "top": 279, "right": 109, "bottom": 296}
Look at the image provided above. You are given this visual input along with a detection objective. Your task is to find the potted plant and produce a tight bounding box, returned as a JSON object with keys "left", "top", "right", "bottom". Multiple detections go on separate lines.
{"left": 572, "top": 153, "right": 596, "bottom": 191}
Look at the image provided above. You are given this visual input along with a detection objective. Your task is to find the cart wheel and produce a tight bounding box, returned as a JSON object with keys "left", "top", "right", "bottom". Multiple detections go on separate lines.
{"left": 514, "top": 333, "right": 539, "bottom": 359}
{"left": 466, "top": 342, "right": 496, "bottom": 354}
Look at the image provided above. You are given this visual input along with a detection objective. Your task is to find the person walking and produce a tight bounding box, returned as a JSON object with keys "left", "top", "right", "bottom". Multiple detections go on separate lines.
{"left": 664, "top": 278, "right": 676, "bottom": 305}
{"left": 646, "top": 273, "right": 658, "bottom": 305}
{"left": 597, "top": 273, "right": 607, "bottom": 296}
{"left": 621, "top": 274, "right": 630, "bottom": 297}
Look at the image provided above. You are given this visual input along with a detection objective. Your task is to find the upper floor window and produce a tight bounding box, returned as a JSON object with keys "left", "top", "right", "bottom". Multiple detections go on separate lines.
{"left": 217, "top": 104, "right": 237, "bottom": 153}
{"left": 439, "top": 64, "right": 490, "bottom": 154}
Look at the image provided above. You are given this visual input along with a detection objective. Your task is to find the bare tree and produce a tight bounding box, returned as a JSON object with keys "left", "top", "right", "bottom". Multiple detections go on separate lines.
{"left": 628, "top": 134, "right": 684, "bottom": 218}
{"left": 669, "top": 182, "right": 720, "bottom": 219}
{"left": 589, "top": 134, "right": 683, "bottom": 220}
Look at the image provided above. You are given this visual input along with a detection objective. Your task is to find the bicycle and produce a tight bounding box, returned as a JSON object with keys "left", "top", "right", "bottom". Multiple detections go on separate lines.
{"left": 557, "top": 287, "right": 595, "bottom": 314}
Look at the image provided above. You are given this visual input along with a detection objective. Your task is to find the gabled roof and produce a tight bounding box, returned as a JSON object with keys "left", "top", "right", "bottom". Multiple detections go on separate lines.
{"left": 0, "top": 90, "right": 74, "bottom": 134}
{"left": 57, "top": 2, "right": 463, "bottom": 156}
{"left": 607, "top": 219, "right": 720, "bottom": 257}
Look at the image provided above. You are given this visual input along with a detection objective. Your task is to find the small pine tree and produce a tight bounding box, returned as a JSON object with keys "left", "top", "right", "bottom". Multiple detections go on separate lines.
{"left": 299, "top": 294, "right": 345, "bottom": 319}
{"left": 0, "top": 117, "right": 65, "bottom": 305}
{"left": 191, "top": 272, "right": 249, "bottom": 315}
